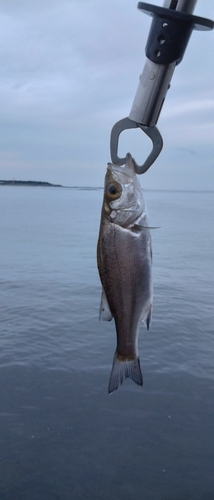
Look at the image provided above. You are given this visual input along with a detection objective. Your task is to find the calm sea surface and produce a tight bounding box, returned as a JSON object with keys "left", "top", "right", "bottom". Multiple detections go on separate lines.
{"left": 0, "top": 185, "right": 214, "bottom": 500}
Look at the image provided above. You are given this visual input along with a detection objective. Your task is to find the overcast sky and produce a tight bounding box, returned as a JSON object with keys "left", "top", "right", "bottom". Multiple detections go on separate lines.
{"left": 0, "top": 0, "right": 213, "bottom": 189}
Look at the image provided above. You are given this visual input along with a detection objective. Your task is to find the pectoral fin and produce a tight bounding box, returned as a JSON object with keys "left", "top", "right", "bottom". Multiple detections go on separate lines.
{"left": 99, "top": 289, "right": 113, "bottom": 321}
{"left": 133, "top": 224, "right": 160, "bottom": 231}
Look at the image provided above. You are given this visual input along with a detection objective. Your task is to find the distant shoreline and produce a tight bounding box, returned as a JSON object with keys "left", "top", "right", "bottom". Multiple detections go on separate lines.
{"left": 0, "top": 180, "right": 63, "bottom": 187}
{"left": 0, "top": 181, "right": 213, "bottom": 193}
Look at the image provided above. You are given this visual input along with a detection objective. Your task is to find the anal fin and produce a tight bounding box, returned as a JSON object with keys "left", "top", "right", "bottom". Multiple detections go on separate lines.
{"left": 99, "top": 289, "right": 113, "bottom": 321}
{"left": 146, "top": 305, "right": 152, "bottom": 331}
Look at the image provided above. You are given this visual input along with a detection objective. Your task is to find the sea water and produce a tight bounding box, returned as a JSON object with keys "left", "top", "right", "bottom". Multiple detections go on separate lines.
{"left": 0, "top": 185, "right": 214, "bottom": 500}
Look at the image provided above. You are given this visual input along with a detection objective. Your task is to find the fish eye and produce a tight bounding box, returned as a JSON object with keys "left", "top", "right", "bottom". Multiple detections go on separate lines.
{"left": 105, "top": 182, "right": 122, "bottom": 200}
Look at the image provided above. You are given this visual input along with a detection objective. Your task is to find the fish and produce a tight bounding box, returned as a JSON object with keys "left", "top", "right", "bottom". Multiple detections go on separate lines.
{"left": 97, "top": 153, "right": 153, "bottom": 394}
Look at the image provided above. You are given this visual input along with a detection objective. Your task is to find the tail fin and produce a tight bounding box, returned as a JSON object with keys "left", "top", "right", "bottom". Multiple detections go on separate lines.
{"left": 108, "top": 353, "right": 143, "bottom": 394}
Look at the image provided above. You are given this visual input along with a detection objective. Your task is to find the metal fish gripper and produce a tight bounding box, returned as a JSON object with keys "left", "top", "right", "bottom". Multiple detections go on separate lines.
{"left": 110, "top": 0, "right": 214, "bottom": 174}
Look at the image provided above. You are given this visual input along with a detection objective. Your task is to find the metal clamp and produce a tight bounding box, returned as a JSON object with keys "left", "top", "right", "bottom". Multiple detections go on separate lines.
{"left": 110, "top": 117, "right": 163, "bottom": 174}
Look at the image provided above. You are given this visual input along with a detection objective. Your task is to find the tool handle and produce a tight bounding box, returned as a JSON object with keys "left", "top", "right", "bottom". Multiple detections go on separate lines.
{"left": 129, "top": 1, "right": 214, "bottom": 127}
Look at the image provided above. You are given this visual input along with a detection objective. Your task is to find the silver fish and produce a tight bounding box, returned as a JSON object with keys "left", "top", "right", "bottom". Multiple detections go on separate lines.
{"left": 97, "top": 153, "right": 152, "bottom": 394}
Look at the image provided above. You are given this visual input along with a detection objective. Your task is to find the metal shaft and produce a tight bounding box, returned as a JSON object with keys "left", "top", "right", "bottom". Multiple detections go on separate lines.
{"left": 163, "top": 0, "right": 197, "bottom": 12}
{"left": 163, "top": 1, "right": 175, "bottom": 7}
{"left": 129, "top": 60, "right": 176, "bottom": 126}
{"left": 176, "top": 0, "right": 197, "bottom": 13}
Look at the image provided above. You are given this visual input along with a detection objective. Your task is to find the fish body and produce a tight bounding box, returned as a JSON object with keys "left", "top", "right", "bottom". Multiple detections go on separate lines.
{"left": 97, "top": 154, "right": 152, "bottom": 394}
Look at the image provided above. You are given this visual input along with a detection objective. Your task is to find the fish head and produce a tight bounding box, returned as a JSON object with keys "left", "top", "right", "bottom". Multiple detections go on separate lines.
{"left": 103, "top": 154, "right": 145, "bottom": 227}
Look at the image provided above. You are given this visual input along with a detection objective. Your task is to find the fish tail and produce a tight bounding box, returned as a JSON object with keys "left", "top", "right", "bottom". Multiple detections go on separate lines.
{"left": 108, "top": 352, "right": 143, "bottom": 394}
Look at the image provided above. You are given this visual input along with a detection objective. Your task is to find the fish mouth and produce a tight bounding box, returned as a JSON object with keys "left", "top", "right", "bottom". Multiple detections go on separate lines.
{"left": 107, "top": 159, "right": 135, "bottom": 182}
